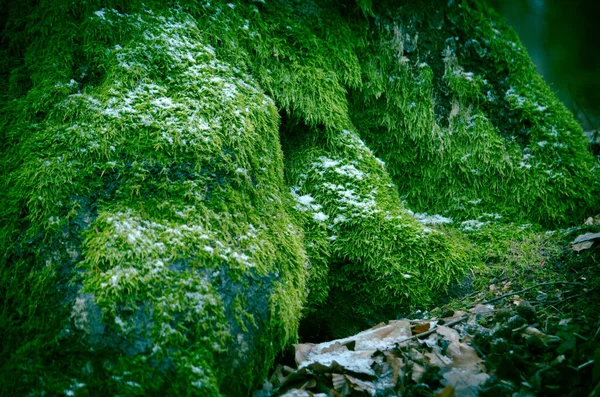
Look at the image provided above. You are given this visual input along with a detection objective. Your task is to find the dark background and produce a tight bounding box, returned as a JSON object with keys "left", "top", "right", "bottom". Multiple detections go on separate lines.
{"left": 488, "top": 0, "right": 600, "bottom": 143}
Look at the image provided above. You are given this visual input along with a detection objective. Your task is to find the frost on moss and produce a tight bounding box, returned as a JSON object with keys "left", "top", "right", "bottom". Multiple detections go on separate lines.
{"left": 0, "top": 4, "right": 306, "bottom": 396}
{"left": 284, "top": 125, "right": 473, "bottom": 337}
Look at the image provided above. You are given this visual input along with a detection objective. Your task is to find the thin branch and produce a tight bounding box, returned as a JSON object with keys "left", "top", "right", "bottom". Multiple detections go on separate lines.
{"left": 457, "top": 291, "right": 481, "bottom": 303}
{"left": 470, "top": 282, "right": 587, "bottom": 307}
{"left": 395, "top": 315, "right": 469, "bottom": 346}
{"left": 553, "top": 287, "right": 596, "bottom": 306}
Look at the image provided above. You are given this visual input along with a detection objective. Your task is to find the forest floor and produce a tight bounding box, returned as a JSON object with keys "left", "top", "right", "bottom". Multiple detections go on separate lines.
{"left": 254, "top": 221, "right": 600, "bottom": 397}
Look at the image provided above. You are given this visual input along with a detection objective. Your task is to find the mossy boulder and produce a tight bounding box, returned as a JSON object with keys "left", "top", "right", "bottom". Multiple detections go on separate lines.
{"left": 349, "top": 0, "right": 598, "bottom": 226}
{"left": 0, "top": 4, "right": 306, "bottom": 396}
{"left": 0, "top": 0, "right": 597, "bottom": 395}
{"left": 283, "top": 125, "right": 472, "bottom": 337}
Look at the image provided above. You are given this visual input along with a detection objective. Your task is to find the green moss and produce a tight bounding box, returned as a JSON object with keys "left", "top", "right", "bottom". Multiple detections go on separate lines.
{"left": 0, "top": 0, "right": 597, "bottom": 394}
{"left": 283, "top": 124, "right": 475, "bottom": 336}
{"left": 1, "top": 3, "right": 306, "bottom": 395}
{"left": 349, "top": 0, "right": 598, "bottom": 226}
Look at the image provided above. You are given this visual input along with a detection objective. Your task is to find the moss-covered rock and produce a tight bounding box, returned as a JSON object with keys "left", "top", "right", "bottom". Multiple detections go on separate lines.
{"left": 0, "top": 3, "right": 306, "bottom": 395}
{"left": 349, "top": 0, "right": 598, "bottom": 226}
{"left": 283, "top": 124, "right": 473, "bottom": 337}
{"left": 0, "top": 0, "right": 597, "bottom": 395}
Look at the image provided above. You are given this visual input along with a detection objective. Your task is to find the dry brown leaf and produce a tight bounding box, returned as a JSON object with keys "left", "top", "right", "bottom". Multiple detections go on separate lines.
{"left": 449, "top": 343, "right": 484, "bottom": 370}
{"left": 523, "top": 326, "right": 561, "bottom": 344}
{"left": 344, "top": 374, "right": 377, "bottom": 394}
{"left": 436, "top": 325, "right": 460, "bottom": 343}
{"left": 469, "top": 304, "right": 494, "bottom": 315}
{"left": 442, "top": 369, "right": 489, "bottom": 397}
{"left": 305, "top": 361, "right": 347, "bottom": 375}
{"left": 436, "top": 326, "right": 484, "bottom": 371}
{"left": 436, "top": 385, "right": 456, "bottom": 397}
{"left": 433, "top": 325, "right": 489, "bottom": 396}
{"left": 299, "top": 354, "right": 377, "bottom": 379}
{"left": 511, "top": 296, "right": 523, "bottom": 305}
{"left": 409, "top": 347, "right": 424, "bottom": 362}
{"left": 332, "top": 373, "right": 350, "bottom": 395}
{"left": 279, "top": 389, "right": 313, "bottom": 397}
{"left": 572, "top": 241, "right": 594, "bottom": 252}
{"left": 572, "top": 232, "right": 600, "bottom": 244}
{"left": 294, "top": 343, "right": 315, "bottom": 366}
{"left": 449, "top": 310, "right": 469, "bottom": 319}
{"left": 383, "top": 352, "right": 405, "bottom": 386}
{"left": 411, "top": 363, "right": 426, "bottom": 383}
{"left": 412, "top": 322, "right": 431, "bottom": 335}
{"left": 571, "top": 232, "right": 600, "bottom": 251}
{"left": 425, "top": 351, "right": 452, "bottom": 368}
{"left": 366, "top": 320, "right": 412, "bottom": 343}
{"left": 302, "top": 320, "right": 411, "bottom": 358}
{"left": 321, "top": 342, "right": 349, "bottom": 354}
{"left": 370, "top": 322, "right": 388, "bottom": 330}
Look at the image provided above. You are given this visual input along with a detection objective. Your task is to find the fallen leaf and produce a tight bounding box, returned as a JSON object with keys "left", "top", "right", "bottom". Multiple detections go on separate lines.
{"left": 469, "top": 304, "right": 494, "bottom": 316}
{"left": 442, "top": 368, "right": 489, "bottom": 397}
{"left": 332, "top": 373, "right": 350, "bottom": 395}
{"left": 279, "top": 390, "right": 313, "bottom": 397}
{"left": 383, "top": 352, "right": 405, "bottom": 386}
{"left": 436, "top": 385, "right": 456, "bottom": 397}
{"left": 426, "top": 351, "right": 453, "bottom": 367}
{"left": 294, "top": 343, "right": 315, "bottom": 366}
{"left": 436, "top": 327, "right": 482, "bottom": 367}
{"left": 583, "top": 214, "right": 600, "bottom": 225}
{"left": 412, "top": 362, "right": 426, "bottom": 383}
{"left": 409, "top": 347, "right": 424, "bottom": 362}
{"left": 321, "top": 342, "right": 349, "bottom": 354}
{"left": 572, "top": 232, "right": 600, "bottom": 244}
{"left": 305, "top": 361, "right": 348, "bottom": 375}
{"left": 572, "top": 241, "right": 594, "bottom": 252}
{"left": 450, "top": 311, "right": 469, "bottom": 319}
{"left": 346, "top": 374, "right": 377, "bottom": 393}
{"left": 523, "top": 327, "right": 561, "bottom": 344}
{"left": 412, "top": 322, "right": 431, "bottom": 335}
{"left": 436, "top": 325, "right": 460, "bottom": 344}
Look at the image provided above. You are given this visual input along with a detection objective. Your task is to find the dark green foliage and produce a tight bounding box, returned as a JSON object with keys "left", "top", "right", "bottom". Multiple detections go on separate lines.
{"left": 349, "top": 0, "right": 598, "bottom": 226}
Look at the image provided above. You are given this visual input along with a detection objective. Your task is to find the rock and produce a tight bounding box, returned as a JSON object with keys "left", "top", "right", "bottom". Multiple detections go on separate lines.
{"left": 0, "top": 5, "right": 306, "bottom": 395}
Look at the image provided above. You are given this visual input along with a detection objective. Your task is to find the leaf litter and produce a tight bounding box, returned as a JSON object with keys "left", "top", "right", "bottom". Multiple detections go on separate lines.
{"left": 254, "top": 226, "right": 600, "bottom": 397}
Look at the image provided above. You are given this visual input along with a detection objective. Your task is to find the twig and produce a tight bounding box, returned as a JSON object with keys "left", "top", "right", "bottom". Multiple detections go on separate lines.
{"left": 470, "top": 282, "right": 587, "bottom": 307}
{"left": 394, "top": 315, "right": 469, "bottom": 346}
{"left": 577, "top": 360, "right": 595, "bottom": 371}
{"left": 457, "top": 291, "right": 480, "bottom": 303}
{"left": 512, "top": 323, "right": 538, "bottom": 333}
{"left": 553, "top": 287, "right": 597, "bottom": 306}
